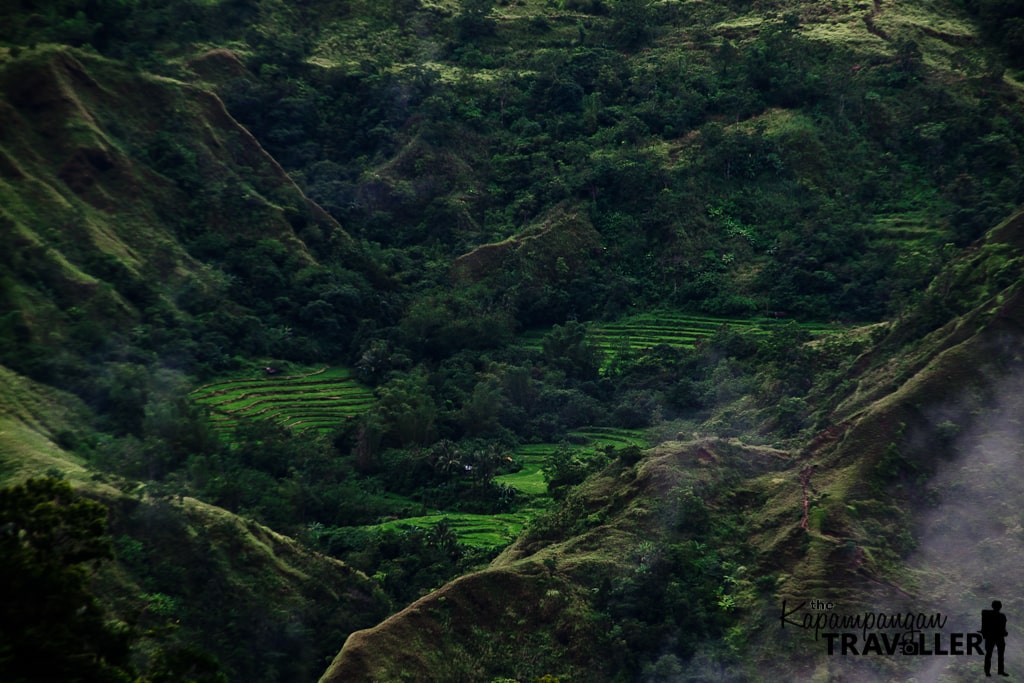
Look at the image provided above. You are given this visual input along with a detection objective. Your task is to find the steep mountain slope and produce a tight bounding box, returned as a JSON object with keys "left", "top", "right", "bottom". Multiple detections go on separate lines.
{"left": 242, "top": 0, "right": 1024, "bottom": 324}
{"left": 0, "top": 44, "right": 371, "bottom": 389}
{"left": 0, "top": 355, "right": 392, "bottom": 682}
{"left": 97, "top": 489, "right": 391, "bottom": 683}
{"left": 2, "top": 0, "right": 1024, "bottom": 681}
{"left": 0, "top": 44, "right": 389, "bottom": 681}
{"left": 321, "top": 210, "right": 1024, "bottom": 681}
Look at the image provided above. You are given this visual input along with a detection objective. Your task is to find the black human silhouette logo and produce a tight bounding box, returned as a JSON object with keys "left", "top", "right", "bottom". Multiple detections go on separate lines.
{"left": 981, "top": 600, "right": 1009, "bottom": 677}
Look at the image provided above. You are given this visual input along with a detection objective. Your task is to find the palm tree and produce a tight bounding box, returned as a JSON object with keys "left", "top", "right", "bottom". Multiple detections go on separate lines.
{"left": 429, "top": 439, "right": 461, "bottom": 480}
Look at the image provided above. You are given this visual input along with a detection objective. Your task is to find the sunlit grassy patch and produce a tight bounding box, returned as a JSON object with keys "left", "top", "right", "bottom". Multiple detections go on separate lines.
{"left": 190, "top": 366, "right": 374, "bottom": 436}
{"left": 364, "top": 512, "right": 532, "bottom": 550}
{"left": 494, "top": 443, "right": 551, "bottom": 496}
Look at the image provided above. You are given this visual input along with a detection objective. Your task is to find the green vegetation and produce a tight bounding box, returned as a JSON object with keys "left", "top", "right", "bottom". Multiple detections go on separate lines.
{"left": 361, "top": 512, "right": 530, "bottom": 551}
{"left": 495, "top": 430, "right": 647, "bottom": 495}
{"left": 102, "top": 491, "right": 389, "bottom": 683}
{"left": 523, "top": 311, "right": 838, "bottom": 365}
{"left": 190, "top": 366, "right": 375, "bottom": 436}
{"left": 3, "top": 0, "right": 1024, "bottom": 680}
{"left": 0, "top": 477, "right": 134, "bottom": 683}
{"left": 494, "top": 443, "right": 553, "bottom": 496}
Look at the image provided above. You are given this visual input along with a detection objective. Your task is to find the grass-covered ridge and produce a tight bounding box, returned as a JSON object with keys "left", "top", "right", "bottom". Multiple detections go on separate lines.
{"left": 324, "top": 209, "right": 1024, "bottom": 682}
{"left": 3, "top": 0, "right": 1024, "bottom": 680}
{"left": 190, "top": 366, "right": 375, "bottom": 435}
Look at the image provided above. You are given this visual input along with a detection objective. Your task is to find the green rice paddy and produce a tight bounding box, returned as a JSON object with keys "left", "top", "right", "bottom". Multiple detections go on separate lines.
{"left": 494, "top": 427, "right": 648, "bottom": 496}
{"left": 367, "top": 512, "right": 532, "bottom": 551}
{"left": 186, "top": 310, "right": 834, "bottom": 552}
{"left": 187, "top": 311, "right": 824, "bottom": 551}
{"left": 189, "top": 366, "right": 374, "bottom": 436}
{"left": 494, "top": 443, "right": 551, "bottom": 496}
{"left": 364, "top": 428, "right": 649, "bottom": 548}
{"left": 520, "top": 311, "right": 836, "bottom": 358}
{"left": 187, "top": 368, "right": 645, "bottom": 551}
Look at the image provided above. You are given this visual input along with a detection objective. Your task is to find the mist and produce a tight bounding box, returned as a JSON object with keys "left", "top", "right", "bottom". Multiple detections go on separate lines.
{"left": 892, "top": 366, "right": 1024, "bottom": 681}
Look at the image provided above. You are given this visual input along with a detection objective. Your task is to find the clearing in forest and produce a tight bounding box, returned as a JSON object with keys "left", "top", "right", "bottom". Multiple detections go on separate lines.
{"left": 496, "top": 427, "right": 649, "bottom": 496}
{"left": 189, "top": 366, "right": 374, "bottom": 436}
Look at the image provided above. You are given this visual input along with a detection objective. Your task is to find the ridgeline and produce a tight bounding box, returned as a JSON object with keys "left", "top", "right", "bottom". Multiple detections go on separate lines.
{"left": 2, "top": 0, "right": 1024, "bottom": 680}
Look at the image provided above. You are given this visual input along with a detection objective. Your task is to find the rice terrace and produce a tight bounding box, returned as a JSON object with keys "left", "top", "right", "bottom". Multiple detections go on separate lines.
{"left": 189, "top": 366, "right": 375, "bottom": 436}
{"left": 361, "top": 427, "right": 649, "bottom": 549}
{"left": 521, "top": 310, "right": 838, "bottom": 358}
{"left": 184, "top": 313, "right": 835, "bottom": 563}
{"left": 189, "top": 313, "right": 835, "bottom": 440}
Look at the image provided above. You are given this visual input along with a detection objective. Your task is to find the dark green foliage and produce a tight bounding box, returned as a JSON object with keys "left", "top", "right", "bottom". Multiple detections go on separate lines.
{"left": 961, "top": 0, "right": 1024, "bottom": 65}
{"left": 0, "top": 478, "right": 134, "bottom": 683}
{"left": 595, "top": 539, "right": 736, "bottom": 667}
{"left": 542, "top": 443, "right": 611, "bottom": 500}
{"left": 455, "top": 0, "right": 497, "bottom": 43}
{"left": 616, "top": 444, "right": 643, "bottom": 466}
{"left": 105, "top": 495, "right": 383, "bottom": 683}
{"left": 5, "top": 0, "right": 1024, "bottom": 680}
{"left": 608, "top": 0, "right": 657, "bottom": 49}
{"left": 370, "top": 371, "right": 440, "bottom": 448}
{"left": 145, "top": 646, "right": 229, "bottom": 683}
{"left": 312, "top": 519, "right": 500, "bottom": 606}
{"left": 173, "top": 0, "right": 1024, "bottom": 326}
{"left": 541, "top": 321, "right": 603, "bottom": 381}
{"left": 523, "top": 468, "right": 752, "bottom": 679}
{"left": 399, "top": 289, "right": 515, "bottom": 360}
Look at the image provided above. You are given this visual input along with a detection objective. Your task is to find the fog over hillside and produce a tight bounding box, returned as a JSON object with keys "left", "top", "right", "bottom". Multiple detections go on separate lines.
{"left": 3, "top": 0, "right": 1024, "bottom": 680}
{"left": 903, "top": 367, "right": 1024, "bottom": 681}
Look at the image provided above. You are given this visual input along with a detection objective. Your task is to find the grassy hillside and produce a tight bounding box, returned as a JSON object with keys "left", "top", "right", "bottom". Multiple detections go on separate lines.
{"left": 98, "top": 490, "right": 391, "bottom": 683}
{"left": 324, "top": 436, "right": 784, "bottom": 682}
{"left": 2, "top": 0, "right": 1024, "bottom": 681}
{"left": 322, "top": 209, "right": 1024, "bottom": 682}
{"left": 267, "top": 0, "right": 1021, "bottom": 325}
{"left": 0, "top": 33, "right": 385, "bottom": 683}
{"left": 9, "top": 0, "right": 1019, "bottom": 326}
{"left": 0, "top": 44, "right": 381, "bottom": 403}
{"left": 0, "top": 359, "right": 392, "bottom": 681}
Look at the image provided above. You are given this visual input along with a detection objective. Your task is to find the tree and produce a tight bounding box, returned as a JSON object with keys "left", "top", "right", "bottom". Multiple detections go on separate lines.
{"left": 0, "top": 478, "right": 134, "bottom": 683}
{"left": 455, "top": 0, "right": 496, "bottom": 42}
{"left": 463, "top": 443, "right": 505, "bottom": 489}
{"left": 459, "top": 376, "right": 506, "bottom": 436}
{"left": 609, "top": 0, "right": 655, "bottom": 48}
{"left": 429, "top": 439, "right": 462, "bottom": 480}
{"left": 375, "top": 371, "right": 439, "bottom": 447}
{"left": 541, "top": 443, "right": 608, "bottom": 499}
{"left": 146, "top": 645, "right": 228, "bottom": 683}
{"left": 541, "top": 321, "right": 603, "bottom": 380}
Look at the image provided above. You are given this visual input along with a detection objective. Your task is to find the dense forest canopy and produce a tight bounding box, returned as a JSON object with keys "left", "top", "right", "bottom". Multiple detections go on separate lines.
{"left": 2, "top": 0, "right": 1024, "bottom": 680}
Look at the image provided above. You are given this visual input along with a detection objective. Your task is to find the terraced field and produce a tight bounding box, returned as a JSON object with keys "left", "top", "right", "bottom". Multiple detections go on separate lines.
{"left": 520, "top": 311, "right": 836, "bottom": 358}
{"left": 190, "top": 363, "right": 649, "bottom": 549}
{"left": 190, "top": 366, "right": 374, "bottom": 436}
{"left": 494, "top": 427, "right": 649, "bottom": 496}
{"left": 494, "top": 443, "right": 552, "bottom": 496}
{"left": 590, "top": 312, "right": 754, "bottom": 354}
{"left": 364, "top": 428, "right": 649, "bottom": 549}
{"left": 571, "top": 427, "right": 650, "bottom": 450}
{"left": 366, "top": 512, "right": 532, "bottom": 551}
{"left": 864, "top": 212, "right": 947, "bottom": 250}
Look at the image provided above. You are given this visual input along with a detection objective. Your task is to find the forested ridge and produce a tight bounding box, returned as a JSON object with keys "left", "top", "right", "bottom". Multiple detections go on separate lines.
{"left": 2, "top": 0, "right": 1024, "bottom": 681}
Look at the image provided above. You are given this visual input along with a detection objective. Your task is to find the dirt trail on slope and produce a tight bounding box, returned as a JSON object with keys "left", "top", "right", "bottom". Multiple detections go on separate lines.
{"left": 863, "top": 0, "right": 890, "bottom": 42}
